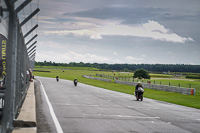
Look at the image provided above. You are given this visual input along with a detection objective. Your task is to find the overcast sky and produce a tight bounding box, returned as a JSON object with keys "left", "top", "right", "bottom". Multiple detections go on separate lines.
{"left": 24, "top": 0, "right": 200, "bottom": 64}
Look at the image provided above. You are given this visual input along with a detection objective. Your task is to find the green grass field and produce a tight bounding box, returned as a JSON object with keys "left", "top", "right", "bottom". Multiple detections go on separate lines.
{"left": 33, "top": 67, "right": 200, "bottom": 109}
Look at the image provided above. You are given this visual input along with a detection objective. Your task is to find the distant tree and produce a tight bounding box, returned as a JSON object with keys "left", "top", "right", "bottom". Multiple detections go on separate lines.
{"left": 133, "top": 69, "right": 151, "bottom": 79}
{"left": 34, "top": 61, "right": 200, "bottom": 73}
{"left": 123, "top": 68, "right": 129, "bottom": 72}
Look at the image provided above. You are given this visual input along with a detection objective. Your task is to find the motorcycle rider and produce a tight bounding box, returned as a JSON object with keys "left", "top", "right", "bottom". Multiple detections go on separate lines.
{"left": 135, "top": 82, "right": 143, "bottom": 97}
{"left": 56, "top": 76, "right": 59, "bottom": 82}
{"left": 74, "top": 78, "right": 78, "bottom": 86}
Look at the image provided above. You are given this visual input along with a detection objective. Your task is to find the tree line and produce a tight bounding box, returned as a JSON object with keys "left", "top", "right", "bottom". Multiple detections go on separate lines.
{"left": 35, "top": 61, "right": 200, "bottom": 73}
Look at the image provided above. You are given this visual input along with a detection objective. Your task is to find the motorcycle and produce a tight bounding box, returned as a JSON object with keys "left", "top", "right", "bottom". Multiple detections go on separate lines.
{"left": 135, "top": 87, "right": 144, "bottom": 101}
{"left": 56, "top": 76, "right": 59, "bottom": 82}
{"left": 74, "top": 79, "right": 78, "bottom": 86}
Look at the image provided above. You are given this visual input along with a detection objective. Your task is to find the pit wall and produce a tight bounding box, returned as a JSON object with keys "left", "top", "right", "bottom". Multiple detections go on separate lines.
{"left": 83, "top": 75, "right": 195, "bottom": 95}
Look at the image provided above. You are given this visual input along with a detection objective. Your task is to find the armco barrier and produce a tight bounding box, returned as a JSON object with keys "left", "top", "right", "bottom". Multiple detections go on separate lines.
{"left": 83, "top": 75, "right": 195, "bottom": 95}
{"left": 83, "top": 75, "right": 111, "bottom": 82}
{"left": 114, "top": 80, "right": 195, "bottom": 95}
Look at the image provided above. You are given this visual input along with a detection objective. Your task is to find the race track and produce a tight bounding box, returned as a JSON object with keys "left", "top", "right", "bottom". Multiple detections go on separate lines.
{"left": 35, "top": 76, "right": 200, "bottom": 133}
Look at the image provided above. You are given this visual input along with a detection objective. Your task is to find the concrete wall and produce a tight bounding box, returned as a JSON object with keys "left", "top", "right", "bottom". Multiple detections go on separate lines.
{"left": 114, "top": 80, "right": 195, "bottom": 95}
{"left": 83, "top": 75, "right": 111, "bottom": 82}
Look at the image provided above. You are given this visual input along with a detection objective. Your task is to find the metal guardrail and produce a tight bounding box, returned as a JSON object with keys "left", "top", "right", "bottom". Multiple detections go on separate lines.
{"left": 83, "top": 75, "right": 196, "bottom": 95}
{"left": 0, "top": 0, "right": 39, "bottom": 132}
{"left": 83, "top": 75, "right": 111, "bottom": 82}
{"left": 114, "top": 80, "right": 196, "bottom": 95}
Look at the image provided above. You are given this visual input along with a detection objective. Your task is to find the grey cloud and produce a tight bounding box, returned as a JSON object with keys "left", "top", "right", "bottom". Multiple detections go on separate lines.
{"left": 158, "top": 13, "right": 200, "bottom": 43}
{"left": 36, "top": 0, "right": 200, "bottom": 64}
{"left": 63, "top": 7, "right": 166, "bottom": 23}
{"left": 63, "top": 5, "right": 200, "bottom": 25}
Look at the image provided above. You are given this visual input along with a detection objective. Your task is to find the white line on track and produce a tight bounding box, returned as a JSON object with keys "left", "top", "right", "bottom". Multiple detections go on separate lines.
{"left": 39, "top": 80, "right": 64, "bottom": 133}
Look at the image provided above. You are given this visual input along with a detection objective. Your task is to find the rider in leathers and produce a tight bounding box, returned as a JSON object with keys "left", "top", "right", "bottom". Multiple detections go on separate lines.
{"left": 135, "top": 82, "right": 143, "bottom": 96}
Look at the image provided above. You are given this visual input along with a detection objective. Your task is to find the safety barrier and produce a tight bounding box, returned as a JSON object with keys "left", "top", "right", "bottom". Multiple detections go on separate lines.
{"left": 83, "top": 75, "right": 111, "bottom": 82}
{"left": 114, "top": 80, "right": 195, "bottom": 95}
{"left": 83, "top": 75, "right": 195, "bottom": 95}
{"left": 0, "top": 0, "right": 39, "bottom": 132}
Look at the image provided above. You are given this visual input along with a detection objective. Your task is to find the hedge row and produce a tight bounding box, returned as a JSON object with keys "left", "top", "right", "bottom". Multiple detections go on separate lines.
{"left": 186, "top": 75, "right": 200, "bottom": 79}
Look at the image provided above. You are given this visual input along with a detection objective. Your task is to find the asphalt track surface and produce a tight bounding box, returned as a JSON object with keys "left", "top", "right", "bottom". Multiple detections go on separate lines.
{"left": 35, "top": 76, "right": 200, "bottom": 133}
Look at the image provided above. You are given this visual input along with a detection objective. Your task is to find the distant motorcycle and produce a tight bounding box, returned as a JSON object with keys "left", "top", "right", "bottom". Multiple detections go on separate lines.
{"left": 74, "top": 79, "right": 78, "bottom": 86}
{"left": 135, "top": 87, "right": 144, "bottom": 101}
{"left": 56, "top": 76, "right": 59, "bottom": 82}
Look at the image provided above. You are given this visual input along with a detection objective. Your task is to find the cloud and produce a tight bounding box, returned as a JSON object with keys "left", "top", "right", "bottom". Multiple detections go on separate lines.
{"left": 142, "top": 55, "right": 146, "bottom": 57}
{"left": 113, "top": 52, "right": 118, "bottom": 55}
{"left": 90, "top": 34, "right": 102, "bottom": 39}
{"left": 44, "top": 20, "right": 194, "bottom": 43}
{"left": 65, "top": 6, "right": 164, "bottom": 22}
{"left": 36, "top": 50, "right": 110, "bottom": 63}
{"left": 98, "top": 20, "right": 194, "bottom": 43}
{"left": 66, "top": 51, "right": 110, "bottom": 63}
{"left": 143, "top": 20, "right": 168, "bottom": 33}
{"left": 36, "top": 49, "right": 147, "bottom": 64}
{"left": 125, "top": 56, "right": 144, "bottom": 64}
{"left": 33, "top": 0, "right": 200, "bottom": 65}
